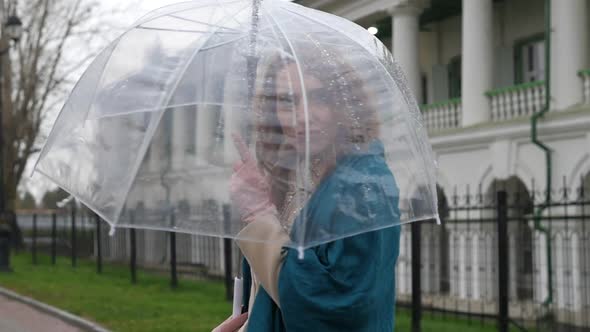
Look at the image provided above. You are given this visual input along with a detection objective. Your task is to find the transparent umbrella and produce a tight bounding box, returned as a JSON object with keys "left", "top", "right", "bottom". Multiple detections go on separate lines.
{"left": 34, "top": 0, "right": 439, "bottom": 251}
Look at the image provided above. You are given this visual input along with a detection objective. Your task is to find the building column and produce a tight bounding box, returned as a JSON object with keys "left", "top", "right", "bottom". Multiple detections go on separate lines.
{"left": 461, "top": 0, "right": 493, "bottom": 126}
{"left": 471, "top": 235, "right": 480, "bottom": 300}
{"left": 390, "top": 1, "right": 426, "bottom": 104}
{"left": 196, "top": 107, "right": 213, "bottom": 166}
{"left": 397, "top": 231, "right": 411, "bottom": 295}
{"left": 447, "top": 228, "right": 459, "bottom": 296}
{"left": 149, "top": 120, "right": 165, "bottom": 172}
{"left": 171, "top": 108, "right": 186, "bottom": 170}
{"left": 533, "top": 229, "right": 548, "bottom": 303}
{"left": 551, "top": 0, "right": 588, "bottom": 110}
{"left": 458, "top": 233, "right": 466, "bottom": 298}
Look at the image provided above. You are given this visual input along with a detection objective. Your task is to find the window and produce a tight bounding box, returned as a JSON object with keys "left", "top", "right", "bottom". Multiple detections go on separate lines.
{"left": 515, "top": 34, "right": 545, "bottom": 84}
{"left": 421, "top": 74, "right": 428, "bottom": 104}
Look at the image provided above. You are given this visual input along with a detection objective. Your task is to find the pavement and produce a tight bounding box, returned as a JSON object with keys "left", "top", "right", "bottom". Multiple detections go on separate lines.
{"left": 0, "top": 292, "right": 84, "bottom": 332}
{"left": 0, "top": 287, "right": 110, "bottom": 332}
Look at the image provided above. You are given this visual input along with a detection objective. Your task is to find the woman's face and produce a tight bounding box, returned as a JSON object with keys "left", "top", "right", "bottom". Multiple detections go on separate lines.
{"left": 274, "top": 63, "right": 338, "bottom": 156}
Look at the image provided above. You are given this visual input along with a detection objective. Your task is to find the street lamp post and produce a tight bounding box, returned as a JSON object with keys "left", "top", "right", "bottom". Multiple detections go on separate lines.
{"left": 0, "top": 13, "right": 23, "bottom": 272}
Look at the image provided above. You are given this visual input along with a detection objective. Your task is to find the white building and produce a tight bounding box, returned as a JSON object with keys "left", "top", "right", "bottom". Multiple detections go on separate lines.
{"left": 294, "top": 0, "right": 590, "bottom": 327}
{"left": 99, "top": 0, "right": 590, "bottom": 327}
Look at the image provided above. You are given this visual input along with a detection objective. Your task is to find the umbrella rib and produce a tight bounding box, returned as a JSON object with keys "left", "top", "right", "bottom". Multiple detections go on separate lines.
{"left": 112, "top": 2, "right": 254, "bottom": 226}
{"left": 33, "top": 41, "right": 121, "bottom": 175}
{"left": 34, "top": 168, "right": 117, "bottom": 230}
{"left": 280, "top": 6, "right": 425, "bottom": 128}
{"left": 88, "top": 101, "right": 250, "bottom": 121}
{"left": 264, "top": 4, "right": 311, "bottom": 253}
{"left": 82, "top": 2, "right": 221, "bottom": 126}
{"left": 200, "top": 25, "right": 275, "bottom": 51}
{"left": 282, "top": 5, "right": 439, "bottom": 217}
{"left": 80, "top": 3, "right": 238, "bottom": 131}
{"left": 283, "top": 4, "right": 432, "bottom": 156}
{"left": 166, "top": 13, "right": 243, "bottom": 33}
{"left": 132, "top": 2, "right": 226, "bottom": 28}
{"left": 135, "top": 26, "right": 238, "bottom": 34}
{"left": 205, "top": 0, "right": 256, "bottom": 37}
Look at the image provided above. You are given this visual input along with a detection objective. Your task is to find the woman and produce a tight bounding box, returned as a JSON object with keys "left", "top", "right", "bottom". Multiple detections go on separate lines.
{"left": 215, "top": 45, "right": 401, "bottom": 332}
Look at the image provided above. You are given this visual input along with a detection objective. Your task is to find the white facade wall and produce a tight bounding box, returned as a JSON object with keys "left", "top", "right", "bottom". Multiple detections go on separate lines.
{"left": 434, "top": 118, "right": 590, "bottom": 197}
{"left": 103, "top": 0, "right": 590, "bottom": 324}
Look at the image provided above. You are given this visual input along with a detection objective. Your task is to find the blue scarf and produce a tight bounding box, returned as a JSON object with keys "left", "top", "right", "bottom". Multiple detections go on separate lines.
{"left": 242, "top": 141, "right": 401, "bottom": 332}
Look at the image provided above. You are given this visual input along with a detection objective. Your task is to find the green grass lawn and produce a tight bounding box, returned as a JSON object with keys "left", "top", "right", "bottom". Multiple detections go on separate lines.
{"left": 0, "top": 253, "right": 505, "bottom": 332}
{"left": 0, "top": 253, "right": 230, "bottom": 331}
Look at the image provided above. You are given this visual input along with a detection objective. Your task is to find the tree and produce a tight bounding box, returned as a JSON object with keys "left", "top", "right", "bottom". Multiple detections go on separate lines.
{"left": 0, "top": 0, "right": 120, "bottom": 249}
{"left": 15, "top": 190, "right": 35, "bottom": 209}
{"left": 1, "top": 0, "right": 104, "bottom": 213}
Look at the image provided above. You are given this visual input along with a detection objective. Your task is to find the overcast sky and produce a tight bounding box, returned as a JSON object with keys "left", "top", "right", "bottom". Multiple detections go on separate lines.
{"left": 101, "top": 0, "right": 293, "bottom": 27}
{"left": 103, "top": 0, "right": 191, "bottom": 26}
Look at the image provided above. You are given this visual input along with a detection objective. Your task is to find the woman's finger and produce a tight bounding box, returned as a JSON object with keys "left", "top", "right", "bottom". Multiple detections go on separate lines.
{"left": 217, "top": 313, "right": 248, "bottom": 332}
{"left": 233, "top": 160, "right": 244, "bottom": 173}
{"left": 232, "top": 133, "right": 252, "bottom": 162}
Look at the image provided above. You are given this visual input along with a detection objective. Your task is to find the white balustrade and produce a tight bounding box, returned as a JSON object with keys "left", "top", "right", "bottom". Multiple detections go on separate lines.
{"left": 579, "top": 70, "right": 590, "bottom": 104}
{"left": 487, "top": 82, "right": 546, "bottom": 122}
{"left": 422, "top": 70, "right": 590, "bottom": 131}
{"left": 421, "top": 99, "right": 462, "bottom": 131}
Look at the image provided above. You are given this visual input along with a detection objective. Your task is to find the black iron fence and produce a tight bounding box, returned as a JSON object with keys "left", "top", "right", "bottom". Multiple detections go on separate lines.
{"left": 18, "top": 209, "right": 95, "bottom": 265}
{"left": 14, "top": 177, "right": 590, "bottom": 331}
{"left": 399, "top": 178, "right": 590, "bottom": 332}
{"left": 16, "top": 206, "right": 242, "bottom": 298}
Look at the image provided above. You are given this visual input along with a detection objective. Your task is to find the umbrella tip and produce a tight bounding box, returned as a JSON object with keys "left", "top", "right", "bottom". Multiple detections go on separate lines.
{"left": 434, "top": 214, "right": 442, "bottom": 225}
{"left": 297, "top": 247, "right": 305, "bottom": 260}
{"left": 56, "top": 195, "right": 74, "bottom": 208}
{"left": 108, "top": 225, "right": 117, "bottom": 237}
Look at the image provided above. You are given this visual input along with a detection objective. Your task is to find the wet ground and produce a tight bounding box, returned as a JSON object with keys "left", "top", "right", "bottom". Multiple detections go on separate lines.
{"left": 0, "top": 293, "right": 83, "bottom": 332}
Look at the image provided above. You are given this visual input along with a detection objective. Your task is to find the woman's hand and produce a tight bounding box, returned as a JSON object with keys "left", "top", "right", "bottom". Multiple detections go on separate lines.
{"left": 211, "top": 313, "right": 248, "bottom": 332}
{"left": 230, "top": 134, "right": 277, "bottom": 222}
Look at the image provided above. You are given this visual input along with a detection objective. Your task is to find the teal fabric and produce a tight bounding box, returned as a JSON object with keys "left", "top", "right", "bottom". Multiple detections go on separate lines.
{"left": 242, "top": 141, "right": 401, "bottom": 332}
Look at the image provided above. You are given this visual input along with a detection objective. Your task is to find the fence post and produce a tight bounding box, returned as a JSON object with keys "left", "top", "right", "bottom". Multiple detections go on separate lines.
{"left": 95, "top": 214, "right": 102, "bottom": 274}
{"left": 411, "top": 221, "right": 422, "bottom": 332}
{"left": 170, "top": 213, "right": 178, "bottom": 288}
{"left": 223, "top": 204, "right": 233, "bottom": 301}
{"left": 497, "top": 191, "right": 509, "bottom": 332}
{"left": 71, "top": 204, "right": 77, "bottom": 268}
{"left": 51, "top": 213, "right": 57, "bottom": 265}
{"left": 32, "top": 214, "right": 37, "bottom": 265}
{"left": 130, "top": 228, "right": 137, "bottom": 284}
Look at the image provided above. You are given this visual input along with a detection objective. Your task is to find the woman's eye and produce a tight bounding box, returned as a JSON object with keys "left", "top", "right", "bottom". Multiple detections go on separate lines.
{"left": 277, "top": 95, "right": 295, "bottom": 107}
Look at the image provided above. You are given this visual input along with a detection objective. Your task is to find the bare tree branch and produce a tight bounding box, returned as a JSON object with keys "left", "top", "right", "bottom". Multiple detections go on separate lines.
{"left": 1, "top": 0, "right": 109, "bottom": 214}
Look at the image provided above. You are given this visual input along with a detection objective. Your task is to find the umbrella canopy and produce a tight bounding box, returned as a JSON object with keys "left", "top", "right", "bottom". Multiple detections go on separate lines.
{"left": 34, "top": 0, "right": 439, "bottom": 250}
